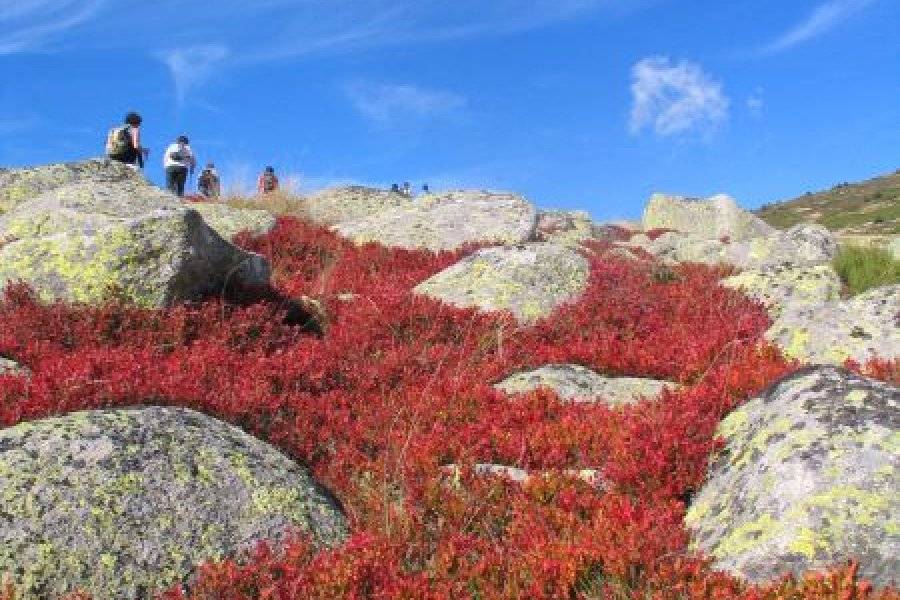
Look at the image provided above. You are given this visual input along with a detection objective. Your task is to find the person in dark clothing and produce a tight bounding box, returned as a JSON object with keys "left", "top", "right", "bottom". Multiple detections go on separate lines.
{"left": 257, "top": 166, "right": 279, "bottom": 194}
{"left": 198, "top": 163, "right": 221, "bottom": 198}
{"left": 391, "top": 183, "right": 400, "bottom": 193}
{"left": 106, "top": 112, "right": 148, "bottom": 169}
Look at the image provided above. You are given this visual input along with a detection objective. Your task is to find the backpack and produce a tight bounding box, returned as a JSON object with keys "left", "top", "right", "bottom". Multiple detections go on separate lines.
{"left": 105, "top": 126, "right": 131, "bottom": 157}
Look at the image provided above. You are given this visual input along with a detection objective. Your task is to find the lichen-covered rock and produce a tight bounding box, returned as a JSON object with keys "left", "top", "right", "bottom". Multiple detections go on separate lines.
{"left": 726, "top": 224, "right": 838, "bottom": 269}
{"left": 0, "top": 406, "right": 348, "bottom": 599}
{"left": 767, "top": 284, "right": 899, "bottom": 365}
{"left": 722, "top": 264, "right": 843, "bottom": 319}
{"left": 0, "top": 165, "right": 270, "bottom": 307}
{"left": 333, "top": 191, "right": 538, "bottom": 252}
{"left": 686, "top": 367, "right": 899, "bottom": 587}
{"left": 414, "top": 243, "right": 589, "bottom": 322}
{"left": 495, "top": 364, "right": 676, "bottom": 405}
{"left": 0, "top": 159, "right": 141, "bottom": 214}
{"left": 628, "top": 224, "right": 838, "bottom": 270}
{"left": 189, "top": 202, "right": 276, "bottom": 240}
{"left": 301, "top": 186, "right": 412, "bottom": 226}
{"left": 643, "top": 194, "right": 775, "bottom": 241}
{"left": 535, "top": 210, "right": 596, "bottom": 245}
{"left": 0, "top": 357, "right": 27, "bottom": 376}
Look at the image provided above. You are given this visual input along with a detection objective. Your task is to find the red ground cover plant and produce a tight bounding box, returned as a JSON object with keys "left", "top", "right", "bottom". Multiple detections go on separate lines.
{"left": 0, "top": 216, "right": 896, "bottom": 599}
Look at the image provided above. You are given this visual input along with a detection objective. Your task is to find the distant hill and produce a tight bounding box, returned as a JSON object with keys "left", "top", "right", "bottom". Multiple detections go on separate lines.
{"left": 756, "top": 170, "right": 900, "bottom": 235}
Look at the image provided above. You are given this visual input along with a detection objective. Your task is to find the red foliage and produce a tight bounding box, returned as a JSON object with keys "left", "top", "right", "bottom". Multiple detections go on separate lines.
{"left": 644, "top": 227, "right": 677, "bottom": 241}
{"left": 0, "top": 216, "right": 895, "bottom": 599}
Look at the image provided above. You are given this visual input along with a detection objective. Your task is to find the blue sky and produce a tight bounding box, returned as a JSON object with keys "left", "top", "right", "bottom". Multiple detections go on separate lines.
{"left": 1, "top": 0, "right": 898, "bottom": 221}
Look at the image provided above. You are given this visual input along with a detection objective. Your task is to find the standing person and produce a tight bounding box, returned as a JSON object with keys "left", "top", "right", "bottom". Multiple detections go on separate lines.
{"left": 402, "top": 181, "right": 412, "bottom": 197}
{"left": 391, "top": 183, "right": 400, "bottom": 194}
{"left": 257, "top": 166, "right": 279, "bottom": 194}
{"left": 106, "top": 112, "right": 148, "bottom": 169}
{"left": 198, "top": 163, "right": 221, "bottom": 198}
{"left": 163, "top": 135, "right": 196, "bottom": 197}
{"left": 422, "top": 183, "right": 430, "bottom": 194}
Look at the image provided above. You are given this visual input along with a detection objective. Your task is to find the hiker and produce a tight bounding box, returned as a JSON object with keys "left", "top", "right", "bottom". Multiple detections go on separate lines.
{"left": 257, "top": 166, "right": 279, "bottom": 194}
{"left": 106, "top": 112, "right": 148, "bottom": 169}
{"left": 402, "top": 182, "right": 412, "bottom": 197}
{"left": 163, "top": 135, "right": 196, "bottom": 198}
{"left": 422, "top": 183, "right": 430, "bottom": 194}
{"left": 391, "top": 183, "right": 400, "bottom": 194}
{"left": 198, "top": 163, "right": 221, "bottom": 198}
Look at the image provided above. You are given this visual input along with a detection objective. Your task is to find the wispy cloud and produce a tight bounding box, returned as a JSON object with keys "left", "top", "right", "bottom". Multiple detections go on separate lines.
{"left": 344, "top": 81, "right": 468, "bottom": 127}
{"left": 761, "top": 0, "right": 876, "bottom": 54}
{"left": 629, "top": 56, "right": 729, "bottom": 138}
{"left": 157, "top": 44, "right": 229, "bottom": 108}
{"left": 0, "top": 0, "right": 106, "bottom": 54}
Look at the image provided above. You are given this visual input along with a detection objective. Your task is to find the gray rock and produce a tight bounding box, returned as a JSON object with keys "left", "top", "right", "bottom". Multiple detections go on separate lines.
{"left": 535, "top": 210, "right": 596, "bottom": 245}
{"left": 333, "top": 190, "right": 538, "bottom": 252}
{"left": 0, "top": 357, "right": 27, "bottom": 376}
{"left": 0, "top": 161, "right": 270, "bottom": 307}
{"left": 627, "top": 224, "right": 838, "bottom": 270}
{"left": 766, "top": 284, "right": 899, "bottom": 366}
{"left": 414, "top": 243, "right": 589, "bottom": 323}
{"left": 301, "top": 186, "right": 411, "bottom": 226}
{"left": 189, "top": 202, "right": 277, "bottom": 240}
{"left": 642, "top": 194, "right": 775, "bottom": 242}
{"left": 0, "top": 159, "right": 141, "bottom": 215}
{"left": 0, "top": 406, "right": 348, "bottom": 599}
{"left": 686, "top": 367, "right": 899, "bottom": 587}
{"left": 494, "top": 364, "right": 676, "bottom": 405}
{"left": 722, "top": 264, "right": 843, "bottom": 319}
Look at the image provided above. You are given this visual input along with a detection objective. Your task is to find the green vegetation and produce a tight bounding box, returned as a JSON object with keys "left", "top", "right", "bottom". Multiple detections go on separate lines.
{"left": 757, "top": 170, "right": 900, "bottom": 235}
{"left": 833, "top": 245, "right": 900, "bottom": 296}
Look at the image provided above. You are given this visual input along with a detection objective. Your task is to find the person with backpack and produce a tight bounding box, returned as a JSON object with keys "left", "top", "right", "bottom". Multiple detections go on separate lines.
{"left": 106, "top": 112, "right": 148, "bottom": 169}
{"left": 163, "top": 135, "right": 196, "bottom": 197}
{"left": 257, "top": 166, "right": 279, "bottom": 194}
{"left": 197, "top": 163, "right": 221, "bottom": 198}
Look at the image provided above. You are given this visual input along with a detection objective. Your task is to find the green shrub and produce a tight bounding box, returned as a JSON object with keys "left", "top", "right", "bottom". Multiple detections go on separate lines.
{"left": 833, "top": 245, "right": 900, "bottom": 296}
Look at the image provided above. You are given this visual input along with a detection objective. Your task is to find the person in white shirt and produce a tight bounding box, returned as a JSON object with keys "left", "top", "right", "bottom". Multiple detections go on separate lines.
{"left": 163, "top": 135, "right": 196, "bottom": 197}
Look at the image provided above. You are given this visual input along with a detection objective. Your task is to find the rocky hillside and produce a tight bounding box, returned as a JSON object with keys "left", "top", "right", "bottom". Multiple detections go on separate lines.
{"left": 0, "top": 161, "right": 897, "bottom": 599}
{"left": 756, "top": 169, "right": 900, "bottom": 235}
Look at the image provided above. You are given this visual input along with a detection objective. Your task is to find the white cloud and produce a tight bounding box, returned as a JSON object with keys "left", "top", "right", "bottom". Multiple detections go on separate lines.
{"left": 629, "top": 57, "right": 729, "bottom": 138}
{"left": 157, "top": 44, "right": 229, "bottom": 107}
{"left": 344, "top": 81, "right": 467, "bottom": 126}
{"left": 0, "top": 0, "right": 106, "bottom": 54}
{"left": 762, "top": 0, "right": 876, "bottom": 54}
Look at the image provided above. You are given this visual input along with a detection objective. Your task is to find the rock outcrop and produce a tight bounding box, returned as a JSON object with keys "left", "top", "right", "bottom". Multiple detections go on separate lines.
{"left": 535, "top": 210, "right": 596, "bottom": 245}
{"left": 686, "top": 367, "right": 898, "bottom": 587}
{"left": 189, "top": 202, "right": 277, "bottom": 240}
{"left": 642, "top": 194, "right": 775, "bottom": 242}
{"left": 414, "top": 243, "right": 589, "bottom": 323}
{"left": 0, "top": 357, "right": 27, "bottom": 376}
{"left": 0, "top": 160, "right": 270, "bottom": 307}
{"left": 766, "top": 284, "right": 898, "bottom": 366}
{"left": 301, "top": 186, "right": 411, "bottom": 226}
{"left": 627, "top": 224, "right": 838, "bottom": 270}
{"left": 0, "top": 160, "right": 138, "bottom": 214}
{"left": 0, "top": 406, "right": 348, "bottom": 599}
{"left": 722, "top": 264, "right": 843, "bottom": 319}
{"left": 332, "top": 191, "right": 538, "bottom": 252}
{"left": 495, "top": 364, "right": 676, "bottom": 405}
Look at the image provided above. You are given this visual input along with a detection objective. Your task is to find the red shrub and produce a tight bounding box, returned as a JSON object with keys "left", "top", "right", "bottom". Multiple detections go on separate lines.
{"left": 0, "top": 216, "right": 895, "bottom": 599}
